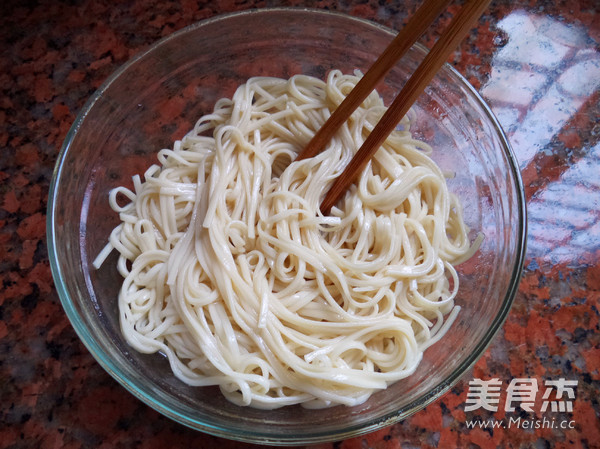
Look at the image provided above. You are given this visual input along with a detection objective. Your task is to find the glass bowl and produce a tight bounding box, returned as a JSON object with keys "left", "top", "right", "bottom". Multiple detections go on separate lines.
{"left": 47, "top": 8, "right": 526, "bottom": 445}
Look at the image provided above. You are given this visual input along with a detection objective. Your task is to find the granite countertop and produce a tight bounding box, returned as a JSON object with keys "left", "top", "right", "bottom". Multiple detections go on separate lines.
{"left": 1, "top": 0, "right": 598, "bottom": 448}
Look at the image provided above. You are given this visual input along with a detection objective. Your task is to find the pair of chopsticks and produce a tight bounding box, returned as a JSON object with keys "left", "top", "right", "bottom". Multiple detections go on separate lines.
{"left": 295, "top": 0, "right": 492, "bottom": 214}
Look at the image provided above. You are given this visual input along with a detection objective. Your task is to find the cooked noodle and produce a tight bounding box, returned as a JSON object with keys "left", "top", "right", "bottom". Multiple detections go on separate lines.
{"left": 94, "top": 70, "right": 477, "bottom": 409}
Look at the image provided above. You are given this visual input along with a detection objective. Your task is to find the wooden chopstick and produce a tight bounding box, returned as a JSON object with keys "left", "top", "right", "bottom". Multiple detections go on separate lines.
{"left": 295, "top": 0, "right": 452, "bottom": 162}
{"left": 317, "top": 0, "right": 492, "bottom": 215}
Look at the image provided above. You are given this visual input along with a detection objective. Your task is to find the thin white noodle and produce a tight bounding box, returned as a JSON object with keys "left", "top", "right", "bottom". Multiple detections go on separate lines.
{"left": 97, "top": 71, "right": 479, "bottom": 409}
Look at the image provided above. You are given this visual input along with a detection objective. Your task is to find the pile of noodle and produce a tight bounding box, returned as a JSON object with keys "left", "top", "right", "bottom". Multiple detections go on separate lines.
{"left": 94, "top": 71, "right": 476, "bottom": 409}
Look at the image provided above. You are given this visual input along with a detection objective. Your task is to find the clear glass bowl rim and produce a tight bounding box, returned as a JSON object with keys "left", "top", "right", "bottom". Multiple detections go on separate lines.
{"left": 47, "top": 7, "right": 528, "bottom": 445}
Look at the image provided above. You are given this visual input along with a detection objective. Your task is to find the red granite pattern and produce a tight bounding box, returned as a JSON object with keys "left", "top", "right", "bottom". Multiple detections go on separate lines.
{"left": 1, "top": 0, "right": 599, "bottom": 448}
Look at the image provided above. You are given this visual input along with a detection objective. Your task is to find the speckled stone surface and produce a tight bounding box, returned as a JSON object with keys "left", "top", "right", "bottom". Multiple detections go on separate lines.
{"left": 1, "top": 0, "right": 599, "bottom": 448}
